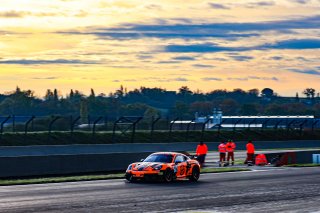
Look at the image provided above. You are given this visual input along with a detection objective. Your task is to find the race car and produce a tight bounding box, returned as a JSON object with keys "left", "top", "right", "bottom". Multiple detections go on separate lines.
{"left": 125, "top": 152, "right": 201, "bottom": 182}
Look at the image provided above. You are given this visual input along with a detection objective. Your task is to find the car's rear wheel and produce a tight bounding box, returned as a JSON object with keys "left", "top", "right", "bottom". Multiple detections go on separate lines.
{"left": 163, "top": 169, "right": 173, "bottom": 183}
{"left": 125, "top": 173, "right": 135, "bottom": 182}
{"left": 189, "top": 166, "right": 200, "bottom": 182}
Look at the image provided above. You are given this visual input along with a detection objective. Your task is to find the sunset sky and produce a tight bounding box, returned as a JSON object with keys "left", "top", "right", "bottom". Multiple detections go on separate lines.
{"left": 0, "top": 0, "right": 319, "bottom": 97}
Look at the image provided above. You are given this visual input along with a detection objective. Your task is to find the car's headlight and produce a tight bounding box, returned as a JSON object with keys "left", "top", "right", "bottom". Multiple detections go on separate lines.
{"left": 153, "top": 164, "right": 162, "bottom": 170}
{"left": 127, "top": 164, "right": 132, "bottom": 171}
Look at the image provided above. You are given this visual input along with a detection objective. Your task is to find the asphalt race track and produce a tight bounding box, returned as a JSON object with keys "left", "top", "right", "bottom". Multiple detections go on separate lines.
{"left": 0, "top": 167, "right": 320, "bottom": 213}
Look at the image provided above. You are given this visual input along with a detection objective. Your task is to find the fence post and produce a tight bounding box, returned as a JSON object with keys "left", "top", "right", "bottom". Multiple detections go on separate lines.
{"left": 92, "top": 116, "right": 103, "bottom": 136}
{"left": 286, "top": 119, "right": 296, "bottom": 139}
{"left": 48, "top": 116, "right": 61, "bottom": 135}
{"left": 169, "top": 117, "right": 179, "bottom": 141}
{"left": 312, "top": 120, "right": 319, "bottom": 132}
{"left": 200, "top": 119, "right": 210, "bottom": 142}
{"left": 131, "top": 117, "right": 143, "bottom": 143}
{"left": 25, "top": 116, "right": 35, "bottom": 135}
{"left": 70, "top": 116, "right": 81, "bottom": 134}
{"left": 0, "top": 116, "right": 11, "bottom": 135}
{"left": 150, "top": 116, "right": 161, "bottom": 142}
{"left": 12, "top": 115, "right": 15, "bottom": 133}
{"left": 186, "top": 119, "right": 195, "bottom": 142}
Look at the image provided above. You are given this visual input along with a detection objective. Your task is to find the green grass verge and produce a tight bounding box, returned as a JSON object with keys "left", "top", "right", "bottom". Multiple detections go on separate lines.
{"left": 0, "top": 168, "right": 250, "bottom": 186}
{"left": 201, "top": 167, "right": 250, "bottom": 173}
{"left": 0, "top": 173, "right": 125, "bottom": 186}
{"left": 284, "top": 164, "right": 320, "bottom": 167}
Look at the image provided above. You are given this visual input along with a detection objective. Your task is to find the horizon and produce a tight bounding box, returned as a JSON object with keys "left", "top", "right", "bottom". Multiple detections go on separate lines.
{"left": 0, "top": 0, "right": 319, "bottom": 96}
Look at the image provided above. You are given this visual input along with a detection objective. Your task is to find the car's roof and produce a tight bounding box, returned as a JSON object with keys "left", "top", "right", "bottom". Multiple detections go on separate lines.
{"left": 151, "top": 152, "right": 184, "bottom": 156}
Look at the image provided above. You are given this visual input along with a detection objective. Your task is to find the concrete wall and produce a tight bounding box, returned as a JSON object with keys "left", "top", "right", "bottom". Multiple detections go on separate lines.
{"left": 0, "top": 152, "right": 153, "bottom": 178}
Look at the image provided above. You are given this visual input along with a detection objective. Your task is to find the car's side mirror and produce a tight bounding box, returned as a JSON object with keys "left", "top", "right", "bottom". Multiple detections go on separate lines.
{"left": 140, "top": 159, "right": 144, "bottom": 162}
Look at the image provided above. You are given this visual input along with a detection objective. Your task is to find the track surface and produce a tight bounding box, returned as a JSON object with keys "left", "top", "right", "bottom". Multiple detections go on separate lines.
{"left": 1, "top": 167, "right": 320, "bottom": 213}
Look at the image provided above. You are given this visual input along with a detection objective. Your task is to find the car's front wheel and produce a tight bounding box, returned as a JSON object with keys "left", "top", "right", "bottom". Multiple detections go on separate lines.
{"left": 189, "top": 166, "right": 200, "bottom": 182}
{"left": 125, "top": 173, "right": 135, "bottom": 182}
{"left": 163, "top": 169, "right": 173, "bottom": 183}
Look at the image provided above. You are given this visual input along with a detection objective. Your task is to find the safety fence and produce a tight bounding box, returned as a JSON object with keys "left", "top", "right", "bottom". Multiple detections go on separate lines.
{"left": 0, "top": 115, "right": 320, "bottom": 144}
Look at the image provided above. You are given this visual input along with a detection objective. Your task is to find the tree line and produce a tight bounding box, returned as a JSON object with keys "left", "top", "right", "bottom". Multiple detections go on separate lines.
{"left": 0, "top": 86, "right": 319, "bottom": 120}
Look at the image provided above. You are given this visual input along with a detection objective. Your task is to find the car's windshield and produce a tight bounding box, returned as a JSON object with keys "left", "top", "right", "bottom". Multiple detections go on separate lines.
{"left": 143, "top": 154, "right": 173, "bottom": 163}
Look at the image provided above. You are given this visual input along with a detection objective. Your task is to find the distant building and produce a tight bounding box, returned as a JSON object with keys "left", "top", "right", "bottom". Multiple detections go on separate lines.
{"left": 171, "top": 109, "right": 320, "bottom": 130}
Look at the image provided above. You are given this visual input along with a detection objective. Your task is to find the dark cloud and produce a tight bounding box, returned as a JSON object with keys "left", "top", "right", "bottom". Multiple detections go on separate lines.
{"left": 270, "top": 56, "right": 283, "bottom": 60}
{"left": 227, "top": 76, "right": 279, "bottom": 81}
{"left": 157, "top": 60, "right": 181, "bottom": 64}
{"left": 230, "top": 55, "right": 254, "bottom": 61}
{"left": 172, "top": 56, "right": 196, "bottom": 61}
{"left": 58, "top": 15, "right": 320, "bottom": 41}
{"left": 174, "top": 77, "right": 189, "bottom": 82}
{"left": 246, "top": 1, "right": 275, "bottom": 7}
{"left": 201, "top": 77, "right": 222, "bottom": 81}
{"left": 248, "top": 76, "right": 279, "bottom": 81}
{"left": 0, "top": 59, "right": 100, "bottom": 65}
{"left": 165, "top": 39, "right": 320, "bottom": 53}
{"left": 193, "top": 64, "right": 215, "bottom": 68}
{"left": 165, "top": 43, "right": 247, "bottom": 53}
{"left": 137, "top": 55, "right": 153, "bottom": 59}
{"left": 208, "top": 3, "right": 230, "bottom": 9}
{"left": 0, "top": 10, "right": 25, "bottom": 18}
{"left": 292, "top": 0, "right": 311, "bottom": 4}
{"left": 227, "top": 77, "right": 248, "bottom": 81}
{"left": 267, "top": 39, "right": 320, "bottom": 49}
{"left": 32, "top": 77, "right": 58, "bottom": 80}
{"left": 287, "top": 68, "right": 320, "bottom": 75}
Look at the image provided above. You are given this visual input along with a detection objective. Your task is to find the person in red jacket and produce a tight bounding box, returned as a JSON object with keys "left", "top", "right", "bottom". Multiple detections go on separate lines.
{"left": 218, "top": 141, "right": 226, "bottom": 167}
{"left": 196, "top": 141, "right": 208, "bottom": 168}
{"left": 245, "top": 140, "right": 255, "bottom": 166}
{"left": 226, "top": 139, "right": 236, "bottom": 165}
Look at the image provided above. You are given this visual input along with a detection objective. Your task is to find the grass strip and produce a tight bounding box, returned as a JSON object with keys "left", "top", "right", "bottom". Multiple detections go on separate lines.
{"left": 0, "top": 168, "right": 250, "bottom": 186}
{"left": 201, "top": 167, "right": 250, "bottom": 173}
{"left": 284, "top": 164, "right": 320, "bottom": 167}
{"left": 0, "top": 173, "right": 124, "bottom": 186}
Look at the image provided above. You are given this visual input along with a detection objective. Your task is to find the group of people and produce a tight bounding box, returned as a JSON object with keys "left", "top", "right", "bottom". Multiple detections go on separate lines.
{"left": 195, "top": 140, "right": 255, "bottom": 167}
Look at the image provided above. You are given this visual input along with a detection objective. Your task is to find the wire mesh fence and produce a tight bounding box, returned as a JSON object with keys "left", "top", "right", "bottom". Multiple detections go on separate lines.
{"left": 0, "top": 115, "right": 320, "bottom": 144}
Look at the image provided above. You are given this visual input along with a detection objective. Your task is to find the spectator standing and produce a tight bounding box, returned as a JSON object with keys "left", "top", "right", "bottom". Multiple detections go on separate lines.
{"left": 245, "top": 140, "right": 255, "bottom": 166}
{"left": 226, "top": 139, "right": 236, "bottom": 165}
{"left": 218, "top": 141, "right": 226, "bottom": 167}
{"left": 196, "top": 141, "right": 208, "bottom": 168}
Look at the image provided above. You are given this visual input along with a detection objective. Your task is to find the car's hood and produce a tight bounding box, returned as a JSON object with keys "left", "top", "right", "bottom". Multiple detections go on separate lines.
{"left": 133, "top": 162, "right": 164, "bottom": 171}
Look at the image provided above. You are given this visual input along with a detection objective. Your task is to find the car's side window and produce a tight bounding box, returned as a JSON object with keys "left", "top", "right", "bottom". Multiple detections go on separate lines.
{"left": 183, "top": 156, "right": 188, "bottom": 162}
{"left": 175, "top": 155, "right": 184, "bottom": 163}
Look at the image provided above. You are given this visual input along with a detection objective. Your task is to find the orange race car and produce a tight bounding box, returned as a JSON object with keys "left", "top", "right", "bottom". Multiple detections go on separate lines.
{"left": 125, "top": 152, "right": 201, "bottom": 182}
